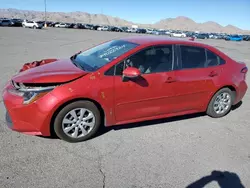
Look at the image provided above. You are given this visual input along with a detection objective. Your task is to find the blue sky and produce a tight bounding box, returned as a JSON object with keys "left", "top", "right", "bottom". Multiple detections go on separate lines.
{"left": 1, "top": 0, "right": 250, "bottom": 30}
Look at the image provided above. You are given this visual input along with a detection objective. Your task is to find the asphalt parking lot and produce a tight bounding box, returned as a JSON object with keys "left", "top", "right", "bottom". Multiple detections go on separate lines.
{"left": 0, "top": 27, "right": 250, "bottom": 188}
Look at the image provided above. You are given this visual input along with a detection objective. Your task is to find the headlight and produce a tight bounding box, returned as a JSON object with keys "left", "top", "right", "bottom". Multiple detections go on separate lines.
{"left": 22, "top": 90, "right": 51, "bottom": 104}
{"left": 8, "top": 89, "right": 53, "bottom": 105}
{"left": 9, "top": 81, "right": 56, "bottom": 105}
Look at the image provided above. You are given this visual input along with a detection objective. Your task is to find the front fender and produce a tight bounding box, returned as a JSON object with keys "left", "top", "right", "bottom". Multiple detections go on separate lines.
{"left": 49, "top": 73, "right": 115, "bottom": 126}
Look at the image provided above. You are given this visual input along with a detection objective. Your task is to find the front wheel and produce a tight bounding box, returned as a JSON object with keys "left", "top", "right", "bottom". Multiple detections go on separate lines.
{"left": 206, "top": 88, "right": 234, "bottom": 118}
{"left": 53, "top": 101, "right": 101, "bottom": 142}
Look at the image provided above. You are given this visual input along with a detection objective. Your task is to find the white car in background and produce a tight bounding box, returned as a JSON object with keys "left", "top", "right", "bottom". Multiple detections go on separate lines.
{"left": 146, "top": 28, "right": 154, "bottom": 34}
{"left": 126, "top": 28, "right": 137, "bottom": 33}
{"left": 171, "top": 31, "right": 186, "bottom": 38}
{"left": 54, "top": 23, "right": 68, "bottom": 28}
{"left": 22, "top": 20, "right": 43, "bottom": 29}
{"left": 97, "top": 26, "right": 109, "bottom": 31}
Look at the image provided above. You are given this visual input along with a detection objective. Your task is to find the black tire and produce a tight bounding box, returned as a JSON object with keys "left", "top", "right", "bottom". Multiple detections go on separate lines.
{"left": 53, "top": 101, "right": 101, "bottom": 143}
{"left": 33, "top": 25, "right": 37, "bottom": 29}
{"left": 206, "top": 88, "right": 235, "bottom": 118}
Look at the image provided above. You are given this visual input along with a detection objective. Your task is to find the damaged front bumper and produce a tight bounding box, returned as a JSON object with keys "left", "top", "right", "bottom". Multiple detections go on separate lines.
{"left": 2, "top": 81, "right": 61, "bottom": 136}
{"left": 5, "top": 109, "right": 13, "bottom": 129}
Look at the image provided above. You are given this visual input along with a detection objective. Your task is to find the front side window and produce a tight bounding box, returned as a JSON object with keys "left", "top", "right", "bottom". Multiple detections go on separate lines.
{"left": 71, "top": 40, "right": 139, "bottom": 72}
{"left": 110, "top": 45, "right": 174, "bottom": 76}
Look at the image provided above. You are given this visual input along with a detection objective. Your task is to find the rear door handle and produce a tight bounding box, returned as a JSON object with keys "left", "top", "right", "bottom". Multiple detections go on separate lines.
{"left": 165, "top": 77, "right": 177, "bottom": 83}
{"left": 209, "top": 71, "right": 218, "bottom": 77}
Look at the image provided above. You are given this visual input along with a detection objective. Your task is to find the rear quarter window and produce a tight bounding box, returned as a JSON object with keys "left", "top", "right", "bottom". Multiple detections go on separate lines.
{"left": 205, "top": 49, "right": 226, "bottom": 67}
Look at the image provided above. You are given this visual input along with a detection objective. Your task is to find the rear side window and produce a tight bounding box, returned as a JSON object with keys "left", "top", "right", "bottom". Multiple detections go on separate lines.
{"left": 180, "top": 46, "right": 206, "bottom": 69}
{"left": 180, "top": 45, "right": 225, "bottom": 69}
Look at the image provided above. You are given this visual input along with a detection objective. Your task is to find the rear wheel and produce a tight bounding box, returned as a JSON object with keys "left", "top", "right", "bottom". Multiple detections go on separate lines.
{"left": 53, "top": 101, "right": 101, "bottom": 142}
{"left": 206, "top": 88, "right": 234, "bottom": 118}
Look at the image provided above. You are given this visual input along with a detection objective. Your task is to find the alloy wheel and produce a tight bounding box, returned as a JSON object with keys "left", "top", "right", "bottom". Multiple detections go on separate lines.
{"left": 213, "top": 92, "right": 231, "bottom": 114}
{"left": 62, "top": 108, "right": 95, "bottom": 139}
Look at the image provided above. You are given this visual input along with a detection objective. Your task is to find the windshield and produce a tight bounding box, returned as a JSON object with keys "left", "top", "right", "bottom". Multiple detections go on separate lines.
{"left": 71, "top": 40, "right": 139, "bottom": 72}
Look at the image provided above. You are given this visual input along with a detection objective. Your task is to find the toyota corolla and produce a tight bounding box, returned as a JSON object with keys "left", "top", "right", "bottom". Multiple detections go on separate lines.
{"left": 2, "top": 36, "right": 248, "bottom": 142}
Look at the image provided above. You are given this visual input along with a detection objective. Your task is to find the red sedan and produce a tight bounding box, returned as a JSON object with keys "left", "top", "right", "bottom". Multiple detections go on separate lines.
{"left": 2, "top": 36, "right": 248, "bottom": 142}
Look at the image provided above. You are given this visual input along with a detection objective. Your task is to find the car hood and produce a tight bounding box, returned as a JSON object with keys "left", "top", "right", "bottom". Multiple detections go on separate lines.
{"left": 12, "top": 58, "right": 88, "bottom": 83}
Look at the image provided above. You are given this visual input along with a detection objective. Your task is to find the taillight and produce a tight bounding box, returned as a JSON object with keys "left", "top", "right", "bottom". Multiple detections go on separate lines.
{"left": 241, "top": 67, "right": 248, "bottom": 74}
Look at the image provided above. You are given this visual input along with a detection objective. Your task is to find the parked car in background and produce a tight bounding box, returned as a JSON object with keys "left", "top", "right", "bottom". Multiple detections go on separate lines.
{"left": 91, "top": 25, "right": 101, "bottom": 30}
{"left": 225, "top": 35, "right": 243, "bottom": 41}
{"left": 10, "top": 19, "right": 23, "bottom": 27}
{"left": 37, "top": 21, "right": 45, "bottom": 27}
{"left": 136, "top": 28, "right": 147, "bottom": 33}
{"left": 82, "top": 24, "right": 93, "bottom": 29}
{"left": 152, "top": 30, "right": 167, "bottom": 35}
{"left": 54, "top": 23, "right": 69, "bottom": 28}
{"left": 0, "top": 19, "right": 14, "bottom": 26}
{"left": 51, "top": 22, "right": 60, "bottom": 27}
{"left": 66, "top": 23, "right": 73, "bottom": 28}
{"left": 2, "top": 36, "right": 248, "bottom": 143}
{"left": 243, "top": 35, "right": 250, "bottom": 41}
{"left": 186, "top": 32, "right": 195, "bottom": 37}
{"left": 110, "top": 26, "right": 124, "bottom": 32}
{"left": 146, "top": 28, "right": 154, "bottom": 34}
{"left": 196, "top": 33, "right": 210, "bottom": 39}
{"left": 126, "top": 27, "right": 137, "bottom": 33}
{"left": 121, "top": 27, "right": 128, "bottom": 32}
{"left": 171, "top": 31, "right": 186, "bottom": 37}
{"left": 44, "top": 21, "right": 53, "bottom": 27}
{"left": 97, "top": 26, "right": 109, "bottom": 31}
{"left": 22, "top": 20, "right": 43, "bottom": 29}
{"left": 73, "top": 23, "right": 85, "bottom": 29}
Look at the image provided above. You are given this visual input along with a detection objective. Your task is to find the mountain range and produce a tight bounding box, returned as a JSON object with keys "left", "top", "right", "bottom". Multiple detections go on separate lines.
{"left": 0, "top": 8, "right": 249, "bottom": 34}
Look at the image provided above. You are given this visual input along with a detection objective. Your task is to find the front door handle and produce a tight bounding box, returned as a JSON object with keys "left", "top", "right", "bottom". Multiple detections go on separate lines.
{"left": 165, "top": 77, "right": 177, "bottom": 83}
{"left": 209, "top": 71, "right": 218, "bottom": 77}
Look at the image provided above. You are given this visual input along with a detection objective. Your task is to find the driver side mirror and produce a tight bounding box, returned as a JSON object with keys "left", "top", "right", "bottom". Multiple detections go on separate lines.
{"left": 122, "top": 67, "right": 141, "bottom": 81}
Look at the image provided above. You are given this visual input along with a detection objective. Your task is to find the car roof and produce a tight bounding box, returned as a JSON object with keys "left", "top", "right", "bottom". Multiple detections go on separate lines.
{"left": 121, "top": 35, "right": 207, "bottom": 46}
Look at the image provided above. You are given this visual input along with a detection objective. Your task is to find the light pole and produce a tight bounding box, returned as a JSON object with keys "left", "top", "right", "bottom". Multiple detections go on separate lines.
{"left": 44, "top": 0, "right": 47, "bottom": 27}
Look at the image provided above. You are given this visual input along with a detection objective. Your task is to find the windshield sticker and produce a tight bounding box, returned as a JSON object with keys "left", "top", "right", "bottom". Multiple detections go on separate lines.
{"left": 99, "top": 45, "right": 126, "bottom": 58}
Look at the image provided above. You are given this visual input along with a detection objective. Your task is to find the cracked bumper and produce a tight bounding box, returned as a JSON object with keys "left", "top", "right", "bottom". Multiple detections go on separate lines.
{"left": 2, "top": 82, "right": 60, "bottom": 136}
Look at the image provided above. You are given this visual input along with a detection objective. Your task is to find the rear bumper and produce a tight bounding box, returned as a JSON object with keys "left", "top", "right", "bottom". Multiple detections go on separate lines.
{"left": 234, "top": 80, "right": 248, "bottom": 105}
